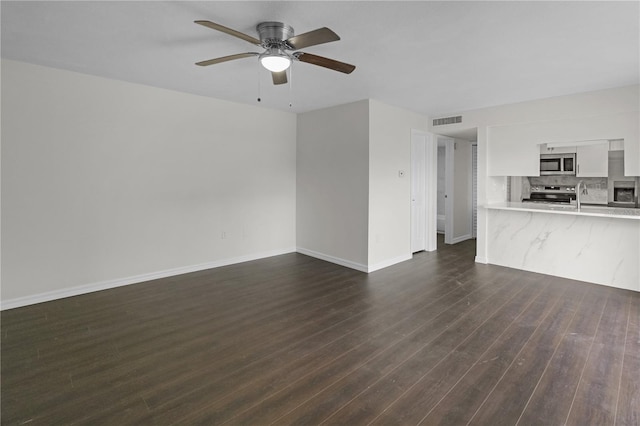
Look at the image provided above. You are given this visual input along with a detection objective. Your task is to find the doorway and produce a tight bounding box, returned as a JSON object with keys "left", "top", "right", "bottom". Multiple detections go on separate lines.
{"left": 436, "top": 136, "right": 455, "bottom": 245}
{"left": 411, "top": 130, "right": 477, "bottom": 256}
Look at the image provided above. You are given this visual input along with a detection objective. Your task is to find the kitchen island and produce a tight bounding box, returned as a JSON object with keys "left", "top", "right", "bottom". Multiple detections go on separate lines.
{"left": 484, "top": 202, "right": 640, "bottom": 292}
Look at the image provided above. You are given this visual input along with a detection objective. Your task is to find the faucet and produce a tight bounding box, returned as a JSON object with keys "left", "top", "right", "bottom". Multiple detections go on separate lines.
{"left": 576, "top": 180, "right": 588, "bottom": 210}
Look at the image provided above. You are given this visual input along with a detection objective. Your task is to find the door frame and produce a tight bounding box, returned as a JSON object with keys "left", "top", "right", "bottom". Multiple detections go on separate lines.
{"left": 411, "top": 132, "right": 426, "bottom": 253}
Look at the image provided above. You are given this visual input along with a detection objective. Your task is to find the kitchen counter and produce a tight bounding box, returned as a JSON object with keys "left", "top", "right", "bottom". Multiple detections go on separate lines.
{"left": 482, "top": 202, "right": 639, "bottom": 292}
{"left": 486, "top": 201, "right": 640, "bottom": 220}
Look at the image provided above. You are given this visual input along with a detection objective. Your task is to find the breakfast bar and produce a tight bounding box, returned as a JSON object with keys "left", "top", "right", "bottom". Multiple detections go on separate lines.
{"left": 484, "top": 202, "right": 640, "bottom": 292}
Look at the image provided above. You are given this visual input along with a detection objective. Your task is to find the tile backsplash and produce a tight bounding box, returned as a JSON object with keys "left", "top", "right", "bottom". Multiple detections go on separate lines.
{"left": 524, "top": 176, "right": 608, "bottom": 204}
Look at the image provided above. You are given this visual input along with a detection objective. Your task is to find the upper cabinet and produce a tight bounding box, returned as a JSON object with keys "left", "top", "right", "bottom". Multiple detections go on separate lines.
{"left": 576, "top": 141, "right": 609, "bottom": 177}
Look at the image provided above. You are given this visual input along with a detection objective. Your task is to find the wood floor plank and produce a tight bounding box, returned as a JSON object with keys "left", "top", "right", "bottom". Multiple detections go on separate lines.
{"left": 463, "top": 279, "right": 589, "bottom": 425}
{"left": 615, "top": 290, "right": 640, "bottom": 425}
{"left": 564, "top": 288, "right": 632, "bottom": 425}
{"left": 230, "top": 272, "right": 521, "bottom": 425}
{"left": 514, "top": 284, "right": 611, "bottom": 425}
{"left": 135, "top": 255, "right": 476, "bottom": 404}
{"left": 321, "top": 274, "right": 550, "bottom": 425}
{"left": 429, "top": 281, "right": 608, "bottom": 425}
{"left": 4, "top": 295, "right": 372, "bottom": 418}
{"left": 139, "top": 267, "right": 488, "bottom": 424}
{"left": 6, "top": 250, "right": 476, "bottom": 424}
{"left": 2, "top": 238, "right": 638, "bottom": 426}
{"left": 370, "top": 276, "right": 574, "bottom": 425}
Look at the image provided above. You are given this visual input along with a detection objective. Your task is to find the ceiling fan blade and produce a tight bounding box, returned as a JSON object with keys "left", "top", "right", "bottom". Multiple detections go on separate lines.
{"left": 195, "top": 52, "right": 259, "bottom": 66}
{"left": 295, "top": 52, "right": 356, "bottom": 74}
{"left": 286, "top": 27, "right": 340, "bottom": 50}
{"left": 195, "top": 20, "right": 261, "bottom": 46}
{"left": 272, "top": 71, "right": 288, "bottom": 85}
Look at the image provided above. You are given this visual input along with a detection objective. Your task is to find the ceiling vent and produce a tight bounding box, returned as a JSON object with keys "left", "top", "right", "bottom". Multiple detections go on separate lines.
{"left": 433, "top": 116, "right": 462, "bottom": 126}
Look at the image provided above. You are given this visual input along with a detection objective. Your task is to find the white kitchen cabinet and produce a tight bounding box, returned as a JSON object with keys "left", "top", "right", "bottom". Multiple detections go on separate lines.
{"left": 576, "top": 141, "right": 608, "bottom": 177}
{"left": 624, "top": 136, "right": 639, "bottom": 176}
{"left": 539, "top": 144, "right": 576, "bottom": 154}
{"left": 609, "top": 139, "right": 625, "bottom": 151}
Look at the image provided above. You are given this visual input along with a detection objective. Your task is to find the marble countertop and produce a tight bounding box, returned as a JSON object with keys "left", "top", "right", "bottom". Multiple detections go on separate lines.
{"left": 485, "top": 202, "right": 640, "bottom": 220}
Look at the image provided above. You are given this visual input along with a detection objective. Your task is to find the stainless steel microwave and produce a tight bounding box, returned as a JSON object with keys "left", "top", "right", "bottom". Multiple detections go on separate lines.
{"left": 540, "top": 153, "right": 576, "bottom": 176}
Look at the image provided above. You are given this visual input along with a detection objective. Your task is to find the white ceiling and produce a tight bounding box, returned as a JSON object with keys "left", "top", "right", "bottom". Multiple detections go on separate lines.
{"left": 2, "top": 1, "right": 638, "bottom": 116}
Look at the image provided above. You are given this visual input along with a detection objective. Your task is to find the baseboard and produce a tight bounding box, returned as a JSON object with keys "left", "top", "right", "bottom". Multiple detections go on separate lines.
{"left": 367, "top": 253, "right": 412, "bottom": 273}
{"left": 1, "top": 247, "right": 296, "bottom": 311}
{"left": 475, "top": 256, "right": 488, "bottom": 264}
{"left": 450, "top": 234, "right": 473, "bottom": 244}
{"left": 296, "top": 248, "right": 412, "bottom": 273}
{"left": 296, "top": 247, "right": 368, "bottom": 273}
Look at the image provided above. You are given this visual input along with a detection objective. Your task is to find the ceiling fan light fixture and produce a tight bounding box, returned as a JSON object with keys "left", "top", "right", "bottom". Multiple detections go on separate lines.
{"left": 260, "top": 53, "right": 291, "bottom": 72}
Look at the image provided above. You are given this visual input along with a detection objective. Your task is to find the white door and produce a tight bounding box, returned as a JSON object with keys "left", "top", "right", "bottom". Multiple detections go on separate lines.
{"left": 442, "top": 136, "right": 455, "bottom": 245}
{"left": 411, "top": 130, "right": 437, "bottom": 253}
{"left": 436, "top": 145, "right": 446, "bottom": 233}
{"left": 411, "top": 133, "right": 426, "bottom": 252}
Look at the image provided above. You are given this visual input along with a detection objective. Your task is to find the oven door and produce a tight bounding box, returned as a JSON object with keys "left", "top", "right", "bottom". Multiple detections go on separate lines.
{"left": 614, "top": 187, "right": 635, "bottom": 203}
{"left": 523, "top": 192, "right": 575, "bottom": 204}
{"left": 613, "top": 181, "right": 636, "bottom": 204}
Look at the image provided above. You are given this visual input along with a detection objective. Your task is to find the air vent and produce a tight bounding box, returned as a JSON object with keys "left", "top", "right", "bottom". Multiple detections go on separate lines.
{"left": 433, "top": 116, "right": 462, "bottom": 126}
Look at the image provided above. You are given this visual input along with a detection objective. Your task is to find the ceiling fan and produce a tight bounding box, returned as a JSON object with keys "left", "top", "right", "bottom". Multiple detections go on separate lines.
{"left": 194, "top": 20, "right": 356, "bottom": 85}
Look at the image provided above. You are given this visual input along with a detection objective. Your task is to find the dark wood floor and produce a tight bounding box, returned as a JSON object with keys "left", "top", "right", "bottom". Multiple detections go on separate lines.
{"left": 2, "top": 238, "right": 639, "bottom": 425}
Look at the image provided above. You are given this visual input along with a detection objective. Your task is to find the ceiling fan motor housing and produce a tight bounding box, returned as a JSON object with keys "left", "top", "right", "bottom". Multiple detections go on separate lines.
{"left": 256, "top": 22, "right": 294, "bottom": 48}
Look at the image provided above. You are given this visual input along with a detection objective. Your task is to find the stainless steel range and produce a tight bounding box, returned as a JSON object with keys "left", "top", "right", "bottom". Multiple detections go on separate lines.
{"left": 522, "top": 185, "right": 577, "bottom": 204}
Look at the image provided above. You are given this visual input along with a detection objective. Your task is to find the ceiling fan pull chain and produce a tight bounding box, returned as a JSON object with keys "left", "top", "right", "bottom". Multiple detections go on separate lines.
{"left": 257, "top": 63, "right": 262, "bottom": 103}
{"left": 289, "top": 63, "right": 293, "bottom": 108}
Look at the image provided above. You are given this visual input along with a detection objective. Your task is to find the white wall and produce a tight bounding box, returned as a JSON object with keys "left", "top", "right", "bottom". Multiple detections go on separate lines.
{"left": 437, "top": 85, "right": 639, "bottom": 129}
{"left": 368, "top": 100, "right": 428, "bottom": 269}
{"left": 1, "top": 60, "right": 297, "bottom": 306}
{"left": 296, "top": 99, "right": 428, "bottom": 272}
{"left": 296, "top": 100, "right": 370, "bottom": 269}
